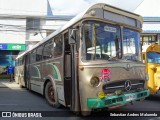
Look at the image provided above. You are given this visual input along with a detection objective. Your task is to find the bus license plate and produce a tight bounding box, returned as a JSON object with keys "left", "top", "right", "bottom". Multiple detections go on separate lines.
{"left": 126, "top": 94, "right": 136, "bottom": 101}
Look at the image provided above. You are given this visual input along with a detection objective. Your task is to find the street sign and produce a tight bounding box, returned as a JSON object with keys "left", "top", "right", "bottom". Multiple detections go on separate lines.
{"left": 0, "top": 44, "right": 26, "bottom": 50}
{"left": 7, "top": 44, "right": 26, "bottom": 50}
{"left": 0, "top": 44, "right": 7, "bottom": 50}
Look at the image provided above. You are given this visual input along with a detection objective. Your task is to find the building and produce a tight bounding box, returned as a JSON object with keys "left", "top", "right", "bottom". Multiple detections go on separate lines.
{"left": 0, "top": 0, "right": 72, "bottom": 74}
{"left": 140, "top": 17, "right": 160, "bottom": 46}
{"left": 134, "top": 0, "right": 160, "bottom": 46}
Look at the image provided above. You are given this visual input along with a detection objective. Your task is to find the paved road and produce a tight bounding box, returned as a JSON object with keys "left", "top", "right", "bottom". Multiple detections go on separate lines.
{"left": 0, "top": 79, "right": 160, "bottom": 120}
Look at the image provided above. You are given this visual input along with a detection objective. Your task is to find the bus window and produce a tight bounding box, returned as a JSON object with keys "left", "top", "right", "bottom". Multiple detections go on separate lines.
{"left": 18, "top": 58, "right": 20, "bottom": 65}
{"left": 30, "top": 49, "right": 36, "bottom": 63}
{"left": 36, "top": 46, "right": 43, "bottom": 61}
{"left": 26, "top": 53, "right": 30, "bottom": 65}
{"left": 15, "top": 60, "right": 18, "bottom": 66}
{"left": 53, "top": 35, "right": 62, "bottom": 57}
{"left": 43, "top": 40, "right": 53, "bottom": 60}
{"left": 22, "top": 56, "right": 25, "bottom": 64}
{"left": 82, "top": 21, "right": 121, "bottom": 61}
{"left": 147, "top": 52, "right": 160, "bottom": 63}
{"left": 64, "top": 33, "right": 70, "bottom": 53}
{"left": 123, "top": 28, "right": 140, "bottom": 61}
{"left": 19, "top": 58, "right": 23, "bottom": 65}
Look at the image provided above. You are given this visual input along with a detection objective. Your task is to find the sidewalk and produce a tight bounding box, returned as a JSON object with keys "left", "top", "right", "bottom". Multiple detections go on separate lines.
{"left": 0, "top": 79, "right": 20, "bottom": 88}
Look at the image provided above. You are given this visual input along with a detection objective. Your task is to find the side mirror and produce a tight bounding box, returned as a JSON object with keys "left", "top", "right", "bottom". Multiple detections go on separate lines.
{"left": 69, "top": 28, "right": 77, "bottom": 44}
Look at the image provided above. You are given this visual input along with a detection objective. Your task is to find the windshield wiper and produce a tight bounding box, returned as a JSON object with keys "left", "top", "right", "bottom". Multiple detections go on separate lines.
{"left": 108, "top": 49, "right": 121, "bottom": 61}
{"left": 122, "top": 54, "right": 138, "bottom": 61}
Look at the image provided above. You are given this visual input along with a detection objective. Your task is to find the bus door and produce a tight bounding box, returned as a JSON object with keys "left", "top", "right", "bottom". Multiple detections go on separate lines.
{"left": 64, "top": 30, "right": 80, "bottom": 112}
{"left": 64, "top": 33, "right": 71, "bottom": 106}
{"left": 69, "top": 29, "right": 80, "bottom": 112}
{"left": 24, "top": 54, "right": 31, "bottom": 89}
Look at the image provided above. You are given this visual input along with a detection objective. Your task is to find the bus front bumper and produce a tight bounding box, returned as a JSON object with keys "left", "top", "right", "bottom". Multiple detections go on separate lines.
{"left": 87, "top": 89, "right": 149, "bottom": 109}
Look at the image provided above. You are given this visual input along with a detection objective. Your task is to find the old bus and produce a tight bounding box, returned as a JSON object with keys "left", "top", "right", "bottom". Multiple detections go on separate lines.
{"left": 15, "top": 52, "right": 26, "bottom": 87}
{"left": 142, "top": 44, "right": 160, "bottom": 94}
{"left": 15, "top": 3, "right": 149, "bottom": 116}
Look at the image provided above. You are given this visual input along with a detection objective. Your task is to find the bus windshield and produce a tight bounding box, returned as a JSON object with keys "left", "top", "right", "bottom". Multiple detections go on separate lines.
{"left": 82, "top": 20, "right": 121, "bottom": 61}
{"left": 147, "top": 52, "right": 160, "bottom": 63}
{"left": 82, "top": 20, "right": 140, "bottom": 61}
{"left": 122, "top": 28, "right": 140, "bottom": 61}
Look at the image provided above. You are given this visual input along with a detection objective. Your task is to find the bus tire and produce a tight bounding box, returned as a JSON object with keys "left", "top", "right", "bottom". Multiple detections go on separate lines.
{"left": 45, "top": 81, "right": 60, "bottom": 108}
{"left": 19, "top": 80, "right": 24, "bottom": 88}
{"left": 19, "top": 84, "right": 23, "bottom": 88}
{"left": 81, "top": 111, "right": 91, "bottom": 116}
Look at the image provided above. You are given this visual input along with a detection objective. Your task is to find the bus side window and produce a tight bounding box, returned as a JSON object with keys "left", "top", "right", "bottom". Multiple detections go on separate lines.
{"left": 43, "top": 40, "right": 53, "bottom": 60}
{"left": 30, "top": 49, "right": 36, "bottom": 63}
{"left": 64, "top": 33, "right": 70, "bottom": 53}
{"left": 36, "top": 46, "right": 43, "bottom": 61}
{"left": 53, "top": 35, "right": 62, "bottom": 57}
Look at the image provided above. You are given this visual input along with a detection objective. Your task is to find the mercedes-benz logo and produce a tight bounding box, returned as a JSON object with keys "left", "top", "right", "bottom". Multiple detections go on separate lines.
{"left": 124, "top": 80, "right": 132, "bottom": 91}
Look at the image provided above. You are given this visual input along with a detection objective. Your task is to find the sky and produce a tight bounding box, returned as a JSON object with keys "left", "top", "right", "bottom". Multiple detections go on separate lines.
{"left": 48, "top": 0, "right": 144, "bottom": 15}
{"left": 134, "top": 0, "right": 160, "bottom": 17}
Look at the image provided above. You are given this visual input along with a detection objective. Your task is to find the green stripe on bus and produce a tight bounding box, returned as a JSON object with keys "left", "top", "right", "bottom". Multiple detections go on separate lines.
{"left": 31, "top": 65, "right": 41, "bottom": 78}
{"left": 42, "top": 63, "right": 61, "bottom": 81}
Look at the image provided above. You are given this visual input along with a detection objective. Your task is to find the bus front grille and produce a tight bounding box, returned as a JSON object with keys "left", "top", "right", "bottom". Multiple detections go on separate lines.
{"left": 102, "top": 80, "right": 145, "bottom": 94}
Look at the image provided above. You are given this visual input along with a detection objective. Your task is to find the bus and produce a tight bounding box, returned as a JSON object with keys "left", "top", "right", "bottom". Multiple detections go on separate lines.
{"left": 15, "top": 3, "right": 149, "bottom": 116}
{"left": 142, "top": 44, "right": 160, "bottom": 94}
{"left": 15, "top": 52, "right": 26, "bottom": 87}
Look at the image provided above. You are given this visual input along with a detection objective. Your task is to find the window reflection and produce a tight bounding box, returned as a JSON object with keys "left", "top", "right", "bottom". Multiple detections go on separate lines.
{"left": 147, "top": 52, "right": 160, "bottom": 63}
{"left": 122, "top": 28, "right": 140, "bottom": 61}
{"left": 82, "top": 21, "right": 121, "bottom": 61}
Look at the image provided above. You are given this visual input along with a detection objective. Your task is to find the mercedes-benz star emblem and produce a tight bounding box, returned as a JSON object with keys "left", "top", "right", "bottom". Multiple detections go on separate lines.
{"left": 124, "top": 80, "right": 132, "bottom": 91}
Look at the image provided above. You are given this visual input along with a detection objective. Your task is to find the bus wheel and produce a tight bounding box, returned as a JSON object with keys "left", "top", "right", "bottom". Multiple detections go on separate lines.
{"left": 45, "top": 81, "right": 60, "bottom": 108}
{"left": 19, "top": 80, "right": 23, "bottom": 88}
{"left": 81, "top": 111, "right": 91, "bottom": 116}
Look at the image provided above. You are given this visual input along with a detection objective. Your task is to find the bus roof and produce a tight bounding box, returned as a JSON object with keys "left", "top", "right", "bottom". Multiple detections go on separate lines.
{"left": 16, "top": 3, "right": 143, "bottom": 59}
{"left": 142, "top": 44, "right": 160, "bottom": 53}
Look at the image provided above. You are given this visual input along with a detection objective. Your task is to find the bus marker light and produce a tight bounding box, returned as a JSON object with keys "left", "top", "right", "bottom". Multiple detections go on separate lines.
{"left": 98, "top": 91, "right": 105, "bottom": 99}
{"left": 100, "top": 68, "right": 111, "bottom": 82}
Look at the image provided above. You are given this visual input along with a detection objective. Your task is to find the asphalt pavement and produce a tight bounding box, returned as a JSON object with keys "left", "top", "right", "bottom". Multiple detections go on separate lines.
{"left": 0, "top": 79, "right": 19, "bottom": 88}
{"left": 0, "top": 79, "right": 160, "bottom": 120}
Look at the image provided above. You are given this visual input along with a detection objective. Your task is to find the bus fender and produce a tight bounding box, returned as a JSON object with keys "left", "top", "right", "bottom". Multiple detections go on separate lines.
{"left": 44, "top": 75, "right": 57, "bottom": 94}
{"left": 43, "top": 75, "right": 60, "bottom": 107}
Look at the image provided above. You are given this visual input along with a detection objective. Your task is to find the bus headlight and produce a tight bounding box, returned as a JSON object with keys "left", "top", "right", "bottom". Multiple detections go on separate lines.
{"left": 145, "top": 73, "right": 149, "bottom": 81}
{"left": 90, "top": 77, "right": 100, "bottom": 87}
